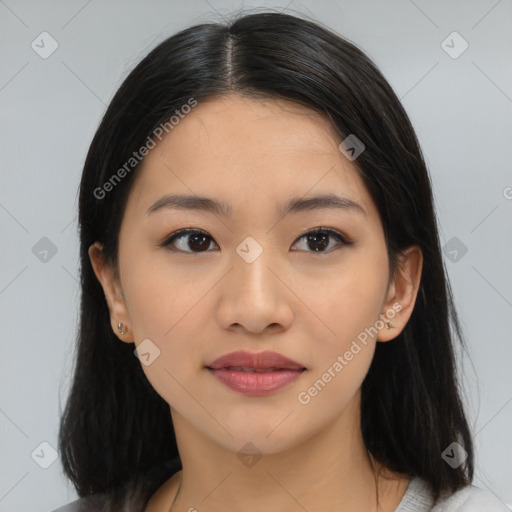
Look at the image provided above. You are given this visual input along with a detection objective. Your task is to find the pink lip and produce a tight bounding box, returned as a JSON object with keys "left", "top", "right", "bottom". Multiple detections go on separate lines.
{"left": 205, "top": 350, "right": 307, "bottom": 396}
{"left": 207, "top": 368, "right": 305, "bottom": 396}
{"left": 206, "top": 350, "right": 305, "bottom": 370}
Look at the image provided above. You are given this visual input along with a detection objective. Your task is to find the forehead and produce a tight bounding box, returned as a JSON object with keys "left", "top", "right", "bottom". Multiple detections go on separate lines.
{"left": 124, "top": 94, "right": 378, "bottom": 222}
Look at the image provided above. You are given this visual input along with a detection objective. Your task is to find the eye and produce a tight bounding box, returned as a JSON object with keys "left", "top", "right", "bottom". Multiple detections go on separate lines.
{"left": 161, "top": 228, "right": 218, "bottom": 254}
{"left": 291, "top": 227, "right": 352, "bottom": 254}
{"left": 161, "top": 227, "right": 352, "bottom": 254}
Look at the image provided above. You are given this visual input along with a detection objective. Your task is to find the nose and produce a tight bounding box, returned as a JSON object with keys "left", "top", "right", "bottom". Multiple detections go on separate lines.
{"left": 215, "top": 245, "right": 294, "bottom": 335}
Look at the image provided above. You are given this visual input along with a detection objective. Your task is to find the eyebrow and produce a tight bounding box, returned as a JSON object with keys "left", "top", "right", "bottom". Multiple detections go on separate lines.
{"left": 145, "top": 193, "right": 366, "bottom": 218}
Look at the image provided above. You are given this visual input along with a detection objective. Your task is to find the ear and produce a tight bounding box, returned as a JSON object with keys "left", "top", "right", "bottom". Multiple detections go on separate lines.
{"left": 88, "top": 241, "right": 134, "bottom": 343}
{"left": 377, "top": 245, "right": 423, "bottom": 342}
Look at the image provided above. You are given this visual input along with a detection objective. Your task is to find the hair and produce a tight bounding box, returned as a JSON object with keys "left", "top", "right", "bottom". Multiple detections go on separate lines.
{"left": 58, "top": 9, "right": 474, "bottom": 511}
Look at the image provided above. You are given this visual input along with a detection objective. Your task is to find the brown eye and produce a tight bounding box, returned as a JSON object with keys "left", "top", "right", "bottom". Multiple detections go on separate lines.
{"left": 292, "top": 228, "right": 352, "bottom": 254}
{"left": 162, "top": 229, "right": 218, "bottom": 253}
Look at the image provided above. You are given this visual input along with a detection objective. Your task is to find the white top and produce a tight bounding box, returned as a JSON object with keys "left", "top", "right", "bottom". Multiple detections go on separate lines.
{"left": 396, "top": 477, "right": 510, "bottom": 511}
{"left": 50, "top": 476, "right": 511, "bottom": 511}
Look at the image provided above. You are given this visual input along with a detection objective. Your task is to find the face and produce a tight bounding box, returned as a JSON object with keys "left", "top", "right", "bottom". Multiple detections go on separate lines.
{"left": 90, "top": 94, "right": 421, "bottom": 455}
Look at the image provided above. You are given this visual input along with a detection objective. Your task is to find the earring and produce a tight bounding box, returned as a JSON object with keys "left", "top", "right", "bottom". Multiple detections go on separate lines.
{"left": 386, "top": 321, "right": 395, "bottom": 329}
{"left": 117, "top": 322, "right": 126, "bottom": 335}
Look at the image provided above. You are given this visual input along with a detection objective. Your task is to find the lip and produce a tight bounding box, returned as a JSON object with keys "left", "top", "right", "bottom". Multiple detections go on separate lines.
{"left": 205, "top": 350, "right": 307, "bottom": 396}
{"left": 206, "top": 350, "right": 306, "bottom": 371}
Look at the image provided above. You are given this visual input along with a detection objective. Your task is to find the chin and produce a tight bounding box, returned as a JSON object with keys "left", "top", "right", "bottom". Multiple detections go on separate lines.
{"left": 218, "top": 432, "right": 300, "bottom": 457}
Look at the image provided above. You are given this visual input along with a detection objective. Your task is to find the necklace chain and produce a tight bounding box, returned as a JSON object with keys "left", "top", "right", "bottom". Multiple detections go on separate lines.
{"left": 168, "top": 473, "right": 183, "bottom": 512}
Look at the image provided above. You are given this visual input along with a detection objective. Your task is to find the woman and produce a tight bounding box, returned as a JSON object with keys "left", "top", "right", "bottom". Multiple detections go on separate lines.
{"left": 53, "top": 10, "right": 508, "bottom": 512}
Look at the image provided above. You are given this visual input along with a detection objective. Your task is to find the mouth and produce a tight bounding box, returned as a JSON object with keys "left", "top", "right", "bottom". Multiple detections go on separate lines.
{"left": 204, "top": 350, "right": 307, "bottom": 396}
{"left": 206, "top": 366, "right": 306, "bottom": 373}
{"left": 206, "top": 350, "right": 306, "bottom": 371}
{"left": 205, "top": 364, "right": 306, "bottom": 396}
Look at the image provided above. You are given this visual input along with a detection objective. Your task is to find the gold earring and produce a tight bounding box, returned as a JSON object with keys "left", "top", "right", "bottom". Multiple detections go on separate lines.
{"left": 117, "top": 322, "right": 126, "bottom": 335}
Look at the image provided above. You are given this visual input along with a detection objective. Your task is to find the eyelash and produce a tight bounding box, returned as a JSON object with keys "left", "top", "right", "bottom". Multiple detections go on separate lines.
{"left": 160, "top": 227, "right": 353, "bottom": 255}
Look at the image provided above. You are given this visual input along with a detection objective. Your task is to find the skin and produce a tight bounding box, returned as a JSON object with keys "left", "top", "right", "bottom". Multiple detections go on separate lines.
{"left": 89, "top": 94, "right": 423, "bottom": 512}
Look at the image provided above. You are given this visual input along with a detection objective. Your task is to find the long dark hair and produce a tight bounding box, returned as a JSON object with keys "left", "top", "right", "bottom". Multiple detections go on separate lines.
{"left": 58, "top": 10, "right": 474, "bottom": 510}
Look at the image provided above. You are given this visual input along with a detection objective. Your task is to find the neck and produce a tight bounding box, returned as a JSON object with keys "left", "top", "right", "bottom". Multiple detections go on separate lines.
{"left": 167, "top": 395, "right": 407, "bottom": 512}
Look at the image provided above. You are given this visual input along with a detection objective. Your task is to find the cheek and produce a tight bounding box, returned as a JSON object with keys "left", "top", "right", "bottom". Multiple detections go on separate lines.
{"left": 307, "top": 252, "right": 389, "bottom": 349}
{"left": 303, "top": 295, "right": 380, "bottom": 400}
{"left": 294, "top": 264, "right": 386, "bottom": 420}
{"left": 119, "top": 250, "right": 213, "bottom": 403}
{"left": 295, "top": 255, "right": 388, "bottom": 416}
{"left": 120, "top": 244, "right": 207, "bottom": 336}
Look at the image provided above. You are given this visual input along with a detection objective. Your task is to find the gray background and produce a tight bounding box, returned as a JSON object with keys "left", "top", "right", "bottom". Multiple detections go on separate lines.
{"left": 0, "top": 0, "right": 511, "bottom": 510}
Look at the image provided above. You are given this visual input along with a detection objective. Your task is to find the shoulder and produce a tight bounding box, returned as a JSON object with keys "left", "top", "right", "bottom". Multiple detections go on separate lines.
{"left": 51, "top": 456, "right": 182, "bottom": 512}
{"left": 395, "top": 476, "right": 510, "bottom": 512}
{"left": 432, "top": 482, "right": 510, "bottom": 511}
